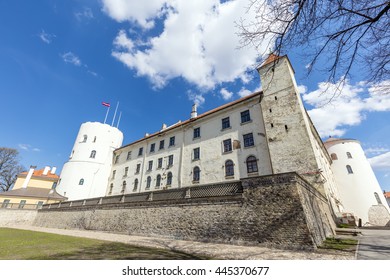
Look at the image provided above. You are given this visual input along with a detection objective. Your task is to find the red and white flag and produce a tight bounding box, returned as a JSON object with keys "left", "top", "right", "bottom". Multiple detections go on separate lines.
{"left": 102, "top": 102, "right": 110, "bottom": 107}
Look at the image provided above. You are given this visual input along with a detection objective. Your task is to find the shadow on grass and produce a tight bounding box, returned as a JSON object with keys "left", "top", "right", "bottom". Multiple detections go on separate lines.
{"left": 29, "top": 242, "right": 210, "bottom": 260}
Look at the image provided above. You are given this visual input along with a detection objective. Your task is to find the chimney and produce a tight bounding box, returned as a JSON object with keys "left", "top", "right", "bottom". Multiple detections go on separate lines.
{"left": 190, "top": 104, "right": 197, "bottom": 119}
{"left": 43, "top": 166, "right": 51, "bottom": 175}
{"left": 50, "top": 167, "right": 57, "bottom": 175}
{"left": 161, "top": 123, "right": 167, "bottom": 131}
{"left": 21, "top": 166, "right": 36, "bottom": 189}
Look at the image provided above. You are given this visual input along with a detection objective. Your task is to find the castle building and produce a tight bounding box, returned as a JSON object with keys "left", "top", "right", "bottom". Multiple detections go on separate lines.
{"left": 324, "top": 138, "right": 390, "bottom": 225}
{"left": 0, "top": 166, "right": 65, "bottom": 209}
{"left": 107, "top": 54, "right": 343, "bottom": 222}
{"left": 56, "top": 54, "right": 389, "bottom": 227}
{"left": 56, "top": 122, "right": 123, "bottom": 200}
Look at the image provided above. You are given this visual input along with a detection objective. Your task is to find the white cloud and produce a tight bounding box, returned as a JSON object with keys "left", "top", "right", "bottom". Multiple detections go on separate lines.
{"left": 237, "top": 88, "right": 252, "bottom": 98}
{"left": 75, "top": 7, "right": 94, "bottom": 21}
{"left": 61, "top": 52, "right": 81, "bottom": 66}
{"left": 220, "top": 88, "right": 233, "bottom": 100}
{"left": 368, "top": 152, "right": 390, "bottom": 170}
{"left": 107, "top": 0, "right": 271, "bottom": 90}
{"left": 365, "top": 147, "right": 390, "bottom": 156}
{"left": 187, "top": 90, "right": 205, "bottom": 106}
{"left": 18, "top": 144, "right": 40, "bottom": 152}
{"left": 39, "top": 30, "right": 55, "bottom": 44}
{"left": 303, "top": 79, "right": 390, "bottom": 137}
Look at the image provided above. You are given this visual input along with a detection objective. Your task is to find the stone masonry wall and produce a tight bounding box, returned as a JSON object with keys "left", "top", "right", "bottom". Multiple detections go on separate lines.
{"left": 33, "top": 173, "right": 332, "bottom": 250}
{"left": 0, "top": 209, "right": 37, "bottom": 227}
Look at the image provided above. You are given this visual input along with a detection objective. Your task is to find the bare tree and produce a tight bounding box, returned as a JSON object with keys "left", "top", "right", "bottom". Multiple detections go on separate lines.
{"left": 0, "top": 148, "right": 25, "bottom": 192}
{"left": 238, "top": 0, "right": 390, "bottom": 90}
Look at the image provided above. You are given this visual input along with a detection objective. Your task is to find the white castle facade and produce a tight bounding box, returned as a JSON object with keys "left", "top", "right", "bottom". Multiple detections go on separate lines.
{"left": 56, "top": 54, "right": 389, "bottom": 226}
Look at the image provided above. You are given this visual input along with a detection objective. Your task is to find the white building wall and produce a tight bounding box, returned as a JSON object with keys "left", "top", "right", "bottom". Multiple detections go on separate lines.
{"left": 109, "top": 96, "right": 272, "bottom": 195}
{"left": 325, "top": 139, "right": 390, "bottom": 225}
{"left": 57, "top": 122, "right": 123, "bottom": 200}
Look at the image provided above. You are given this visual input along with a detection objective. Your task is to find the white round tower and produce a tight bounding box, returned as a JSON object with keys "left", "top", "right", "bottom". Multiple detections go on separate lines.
{"left": 57, "top": 122, "right": 123, "bottom": 200}
{"left": 324, "top": 138, "right": 390, "bottom": 226}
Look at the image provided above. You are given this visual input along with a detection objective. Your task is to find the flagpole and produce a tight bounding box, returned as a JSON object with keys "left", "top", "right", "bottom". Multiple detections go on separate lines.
{"left": 103, "top": 106, "right": 110, "bottom": 124}
{"left": 116, "top": 111, "right": 122, "bottom": 128}
{"left": 111, "top": 102, "right": 119, "bottom": 126}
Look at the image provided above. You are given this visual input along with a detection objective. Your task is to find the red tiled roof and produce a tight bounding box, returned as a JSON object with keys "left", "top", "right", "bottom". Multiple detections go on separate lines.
{"left": 19, "top": 168, "right": 59, "bottom": 180}
{"left": 384, "top": 192, "right": 390, "bottom": 198}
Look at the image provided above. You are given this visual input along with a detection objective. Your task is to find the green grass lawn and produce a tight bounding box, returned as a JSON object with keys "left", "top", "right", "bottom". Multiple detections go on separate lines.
{"left": 0, "top": 228, "right": 208, "bottom": 260}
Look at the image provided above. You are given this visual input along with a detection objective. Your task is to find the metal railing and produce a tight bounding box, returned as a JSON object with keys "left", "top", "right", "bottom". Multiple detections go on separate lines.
{"left": 1, "top": 203, "right": 43, "bottom": 210}
{"left": 42, "top": 181, "right": 243, "bottom": 210}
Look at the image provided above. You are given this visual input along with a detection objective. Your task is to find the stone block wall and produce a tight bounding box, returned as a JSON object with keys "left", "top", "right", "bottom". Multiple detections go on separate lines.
{"left": 0, "top": 209, "right": 37, "bottom": 226}
{"left": 34, "top": 173, "right": 332, "bottom": 250}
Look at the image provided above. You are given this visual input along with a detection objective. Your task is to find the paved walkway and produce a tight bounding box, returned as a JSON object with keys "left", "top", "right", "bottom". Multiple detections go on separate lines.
{"left": 6, "top": 225, "right": 354, "bottom": 260}
{"left": 357, "top": 228, "right": 390, "bottom": 260}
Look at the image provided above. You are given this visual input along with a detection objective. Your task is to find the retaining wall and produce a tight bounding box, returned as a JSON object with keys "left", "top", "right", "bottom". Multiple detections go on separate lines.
{"left": 33, "top": 173, "right": 333, "bottom": 250}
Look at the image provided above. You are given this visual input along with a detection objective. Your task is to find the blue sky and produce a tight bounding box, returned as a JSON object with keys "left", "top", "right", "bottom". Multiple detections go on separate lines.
{"left": 0, "top": 0, "right": 389, "bottom": 190}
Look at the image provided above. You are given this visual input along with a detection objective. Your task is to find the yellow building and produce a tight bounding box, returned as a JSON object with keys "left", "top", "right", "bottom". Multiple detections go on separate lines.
{"left": 0, "top": 166, "right": 66, "bottom": 209}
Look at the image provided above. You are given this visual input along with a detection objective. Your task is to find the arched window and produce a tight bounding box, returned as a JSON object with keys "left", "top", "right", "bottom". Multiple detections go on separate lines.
{"left": 90, "top": 150, "right": 96, "bottom": 158}
{"left": 374, "top": 192, "right": 383, "bottom": 205}
{"left": 167, "top": 172, "right": 172, "bottom": 185}
{"left": 246, "top": 156, "right": 258, "bottom": 173}
{"left": 146, "top": 176, "right": 151, "bottom": 189}
{"left": 79, "top": 179, "right": 84, "bottom": 185}
{"left": 193, "top": 166, "right": 200, "bottom": 182}
{"left": 108, "top": 183, "right": 113, "bottom": 195}
{"left": 82, "top": 135, "right": 87, "bottom": 143}
{"left": 346, "top": 152, "right": 352, "bottom": 159}
{"left": 156, "top": 174, "right": 161, "bottom": 188}
{"left": 346, "top": 165, "right": 353, "bottom": 174}
{"left": 121, "top": 181, "right": 126, "bottom": 193}
{"left": 225, "top": 160, "right": 234, "bottom": 177}
{"left": 133, "top": 179, "right": 138, "bottom": 191}
{"left": 331, "top": 153, "right": 338, "bottom": 160}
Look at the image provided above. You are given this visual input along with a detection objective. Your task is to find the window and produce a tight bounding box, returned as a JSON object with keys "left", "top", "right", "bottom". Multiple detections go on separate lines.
{"left": 150, "top": 143, "right": 155, "bottom": 153}
{"left": 193, "top": 127, "right": 200, "bottom": 139}
{"left": 148, "top": 160, "right": 153, "bottom": 171}
{"left": 93, "top": 136, "right": 96, "bottom": 143}
{"left": 193, "top": 147, "right": 200, "bottom": 160}
{"left": 90, "top": 150, "right": 96, "bottom": 158}
{"left": 331, "top": 153, "right": 338, "bottom": 160}
{"left": 133, "top": 179, "right": 138, "bottom": 191}
{"left": 246, "top": 156, "right": 258, "bottom": 173}
{"left": 243, "top": 133, "right": 254, "bottom": 147}
{"left": 193, "top": 166, "right": 200, "bottom": 182}
{"left": 222, "top": 117, "right": 230, "bottom": 129}
{"left": 82, "top": 135, "right": 87, "bottom": 143}
{"left": 241, "top": 110, "right": 251, "bottom": 123}
{"left": 225, "top": 160, "right": 234, "bottom": 177}
{"left": 79, "top": 178, "right": 84, "bottom": 185}
{"left": 51, "top": 182, "right": 57, "bottom": 189}
{"left": 135, "top": 164, "right": 141, "bottom": 174}
{"left": 146, "top": 176, "right": 151, "bottom": 189}
{"left": 169, "top": 136, "right": 175, "bottom": 147}
{"left": 223, "top": 139, "right": 232, "bottom": 153}
{"left": 126, "top": 151, "right": 132, "bottom": 160}
{"left": 346, "top": 165, "right": 353, "bottom": 174}
{"left": 138, "top": 147, "right": 143, "bottom": 156}
{"left": 124, "top": 167, "right": 129, "bottom": 177}
{"left": 167, "top": 172, "right": 172, "bottom": 186}
{"left": 347, "top": 152, "right": 352, "bottom": 159}
{"left": 159, "top": 140, "right": 165, "bottom": 150}
{"left": 158, "top": 158, "right": 163, "bottom": 168}
{"left": 112, "top": 170, "right": 116, "bottom": 179}
{"left": 19, "top": 200, "right": 26, "bottom": 209}
{"left": 37, "top": 201, "right": 44, "bottom": 209}
{"left": 2, "top": 199, "right": 10, "bottom": 208}
{"left": 374, "top": 192, "right": 383, "bottom": 205}
{"left": 121, "top": 181, "right": 127, "bottom": 193}
{"left": 114, "top": 155, "right": 120, "bottom": 164}
{"left": 156, "top": 174, "right": 161, "bottom": 188}
{"left": 168, "top": 155, "right": 174, "bottom": 166}
{"left": 108, "top": 183, "right": 113, "bottom": 195}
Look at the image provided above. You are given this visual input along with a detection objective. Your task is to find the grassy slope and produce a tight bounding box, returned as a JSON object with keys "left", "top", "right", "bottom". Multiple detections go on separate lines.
{"left": 0, "top": 228, "right": 208, "bottom": 260}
